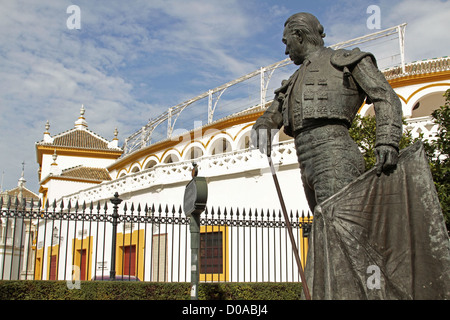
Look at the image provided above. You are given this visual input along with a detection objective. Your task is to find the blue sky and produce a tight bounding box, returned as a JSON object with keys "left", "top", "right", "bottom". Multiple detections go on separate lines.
{"left": 0, "top": 0, "right": 449, "bottom": 194}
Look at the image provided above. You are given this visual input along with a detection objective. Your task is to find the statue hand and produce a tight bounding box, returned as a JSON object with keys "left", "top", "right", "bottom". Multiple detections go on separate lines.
{"left": 375, "top": 145, "right": 399, "bottom": 176}
{"left": 251, "top": 125, "right": 273, "bottom": 156}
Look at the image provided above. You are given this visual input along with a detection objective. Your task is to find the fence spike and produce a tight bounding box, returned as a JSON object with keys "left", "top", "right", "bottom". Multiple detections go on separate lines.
{"left": 171, "top": 205, "right": 176, "bottom": 214}
{"left": 52, "top": 199, "right": 57, "bottom": 209}
{"left": 60, "top": 199, "right": 64, "bottom": 210}
{"left": 130, "top": 202, "right": 134, "bottom": 213}
{"left": 82, "top": 201, "right": 86, "bottom": 211}
{"left": 75, "top": 200, "right": 79, "bottom": 212}
{"left": 37, "top": 198, "right": 41, "bottom": 209}
{"left": 178, "top": 205, "right": 183, "bottom": 215}
{"left": 144, "top": 204, "right": 149, "bottom": 215}
{"left": 164, "top": 204, "right": 169, "bottom": 214}
{"left": 29, "top": 198, "right": 34, "bottom": 210}
{"left": 15, "top": 196, "right": 19, "bottom": 208}
{"left": 137, "top": 203, "right": 141, "bottom": 214}
{"left": 89, "top": 201, "right": 94, "bottom": 211}
{"left": 0, "top": 196, "right": 3, "bottom": 208}
{"left": 123, "top": 202, "right": 128, "bottom": 213}
{"left": 45, "top": 198, "right": 49, "bottom": 210}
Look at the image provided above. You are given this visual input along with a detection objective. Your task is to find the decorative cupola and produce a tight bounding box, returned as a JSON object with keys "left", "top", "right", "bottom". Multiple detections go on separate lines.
{"left": 74, "top": 105, "right": 88, "bottom": 130}
{"left": 35, "top": 105, "right": 123, "bottom": 201}
{"left": 108, "top": 128, "right": 119, "bottom": 149}
{"left": 43, "top": 120, "right": 53, "bottom": 143}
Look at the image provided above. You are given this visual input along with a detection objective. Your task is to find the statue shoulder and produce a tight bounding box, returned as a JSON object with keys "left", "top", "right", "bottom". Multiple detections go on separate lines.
{"left": 331, "top": 48, "right": 377, "bottom": 68}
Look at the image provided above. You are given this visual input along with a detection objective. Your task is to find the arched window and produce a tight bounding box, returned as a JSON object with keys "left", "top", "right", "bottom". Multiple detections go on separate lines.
{"left": 211, "top": 138, "right": 232, "bottom": 155}
{"left": 411, "top": 92, "right": 445, "bottom": 118}
{"left": 185, "top": 146, "right": 204, "bottom": 160}
{"left": 131, "top": 166, "right": 140, "bottom": 173}
{"left": 144, "top": 160, "right": 157, "bottom": 170}
{"left": 163, "top": 154, "right": 180, "bottom": 164}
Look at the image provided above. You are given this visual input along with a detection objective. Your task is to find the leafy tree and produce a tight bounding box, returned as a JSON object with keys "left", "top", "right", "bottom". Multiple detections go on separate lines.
{"left": 421, "top": 89, "right": 450, "bottom": 231}
{"left": 349, "top": 90, "right": 450, "bottom": 232}
{"left": 349, "top": 115, "right": 414, "bottom": 171}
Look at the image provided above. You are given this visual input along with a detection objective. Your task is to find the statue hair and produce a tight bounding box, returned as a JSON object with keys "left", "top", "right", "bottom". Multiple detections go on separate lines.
{"left": 284, "top": 12, "right": 326, "bottom": 47}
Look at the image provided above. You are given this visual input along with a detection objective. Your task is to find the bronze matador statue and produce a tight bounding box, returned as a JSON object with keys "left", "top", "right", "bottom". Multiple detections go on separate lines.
{"left": 252, "top": 12, "right": 403, "bottom": 211}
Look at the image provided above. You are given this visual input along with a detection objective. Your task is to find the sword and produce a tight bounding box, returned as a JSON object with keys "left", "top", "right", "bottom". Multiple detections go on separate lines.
{"left": 267, "top": 155, "right": 311, "bottom": 300}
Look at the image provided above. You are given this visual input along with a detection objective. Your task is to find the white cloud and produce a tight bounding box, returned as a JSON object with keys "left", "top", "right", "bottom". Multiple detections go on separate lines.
{"left": 0, "top": 0, "right": 448, "bottom": 194}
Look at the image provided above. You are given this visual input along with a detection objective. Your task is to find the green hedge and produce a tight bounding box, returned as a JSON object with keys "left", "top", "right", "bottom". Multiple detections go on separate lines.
{"left": 0, "top": 281, "right": 303, "bottom": 300}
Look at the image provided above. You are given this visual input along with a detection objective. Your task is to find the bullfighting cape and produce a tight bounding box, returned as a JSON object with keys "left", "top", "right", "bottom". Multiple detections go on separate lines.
{"left": 305, "top": 141, "right": 450, "bottom": 299}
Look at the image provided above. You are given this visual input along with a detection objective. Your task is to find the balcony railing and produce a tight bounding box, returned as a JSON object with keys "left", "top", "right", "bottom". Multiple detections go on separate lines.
{"left": 404, "top": 116, "right": 438, "bottom": 140}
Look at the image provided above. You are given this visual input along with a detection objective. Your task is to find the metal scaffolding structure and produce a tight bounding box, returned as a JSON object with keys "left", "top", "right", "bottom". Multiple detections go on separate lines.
{"left": 122, "top": 24, "right": 407, "bottom": 157}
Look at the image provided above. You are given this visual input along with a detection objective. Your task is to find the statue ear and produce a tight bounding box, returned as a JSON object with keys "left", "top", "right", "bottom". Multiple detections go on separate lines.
{"left": 294, "top": 31, "right": 303, "bottom": 43}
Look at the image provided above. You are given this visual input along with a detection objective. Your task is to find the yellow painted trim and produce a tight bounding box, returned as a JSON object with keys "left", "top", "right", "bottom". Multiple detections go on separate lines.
{"left": 387, "top": 70, "right": 450, "bottom": 89}
{"left": 108, "top": 111, "right": 264, "bottom": 172}
{"left": 36, "top": 145, "right": 122, "bottom": 166}
{"left": 180, "top": 140, "right": 207, "bottom": 157}
{"left": 204, "top": 131, "right": 235, "bottom": 151}
{"left": 199, "top": 224, "right": 230, "bottom": 282}
{"left": 142, "top": 155, "right": 161, "bottom": 167}
{"left": 115, "top": 229, "right": 145, "bottom": 281}
{"left": 403, "top": 82, "right": 450, "bottom": 104}
{"left": 72, "top": 236, "right": 94, "bottom": 281}
{"left": 160, "top": 148, "right": 182, "bottom": 163}
{"left": 40, "top": 175, "right": 105, "bottom": 186}
{"left": 299, "top": 215, "right": 313, "bottom": 269}
{"left": 35, "top": 247, "right": 44, "bottom": 280}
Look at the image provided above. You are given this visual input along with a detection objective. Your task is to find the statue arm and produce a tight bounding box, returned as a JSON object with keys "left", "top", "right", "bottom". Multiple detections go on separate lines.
{"left": 253, "top": 97, "right": 283, "bottom": 130}
{"left": 351, "top": 56, "right": 403, "bottom": 174}
{"left": 351, "top": 56, "right": 403, "bottom": 149}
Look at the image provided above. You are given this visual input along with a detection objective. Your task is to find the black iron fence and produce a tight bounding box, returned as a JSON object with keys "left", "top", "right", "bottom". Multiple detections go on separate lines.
{"left": 0, "top": 194, "right": 312, "bottom": 283}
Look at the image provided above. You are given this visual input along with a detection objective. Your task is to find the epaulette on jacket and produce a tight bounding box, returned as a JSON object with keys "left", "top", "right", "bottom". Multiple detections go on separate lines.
{"left": 331, "top": 47, "right": 377, "bottom": 69}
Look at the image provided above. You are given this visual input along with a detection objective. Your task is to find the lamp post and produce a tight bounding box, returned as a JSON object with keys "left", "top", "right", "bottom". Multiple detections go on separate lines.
{"left": 110, "top": 192, "right": 122, "bottom": 280}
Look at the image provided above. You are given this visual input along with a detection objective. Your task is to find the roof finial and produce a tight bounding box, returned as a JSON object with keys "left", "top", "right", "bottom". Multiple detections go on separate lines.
{"left": 52, "top": 150, "right": 58, "bottom": 163}
{"left": 74, "top": 104, "right": 88, "bottom": 129}
{"left": 18, "top": 161, "right": 26, "bottom": 188}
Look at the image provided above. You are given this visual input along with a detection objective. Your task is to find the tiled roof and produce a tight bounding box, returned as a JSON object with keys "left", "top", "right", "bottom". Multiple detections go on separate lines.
{"left": 60, "top": 166, "right": 112, "bottom": 182}
{"left": 38, "top": 128, "right": 115, "bottom": 151}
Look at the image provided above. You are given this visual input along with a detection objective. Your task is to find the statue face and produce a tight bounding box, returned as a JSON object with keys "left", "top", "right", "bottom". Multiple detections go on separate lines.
{"left": 282, "top": 26, "right": 305, "bottom": 65}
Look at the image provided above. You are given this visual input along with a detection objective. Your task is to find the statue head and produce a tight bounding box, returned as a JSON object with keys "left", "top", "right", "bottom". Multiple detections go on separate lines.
{"left": 283, "top": 12, "right": 326, "bottom": 65}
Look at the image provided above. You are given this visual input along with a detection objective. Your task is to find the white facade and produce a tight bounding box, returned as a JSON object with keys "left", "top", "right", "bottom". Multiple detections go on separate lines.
{"left": 25, "top": 55, "right": 450, "bottom": 282}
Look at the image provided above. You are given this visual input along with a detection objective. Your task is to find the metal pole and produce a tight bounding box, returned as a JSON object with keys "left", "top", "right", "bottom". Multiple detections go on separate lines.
{"left": 267, "top": 156, "right": 311, "bottom": 300}
{"left": 110, "top": 192, "right": 122, "bottom": 280}
{"left": 190, "top": 213, "right": 200, "bottom": 300}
